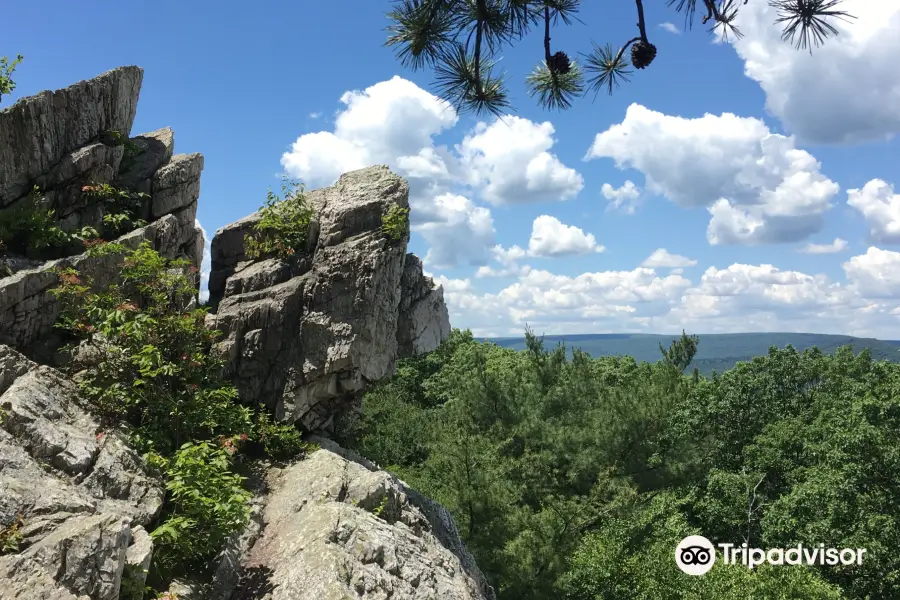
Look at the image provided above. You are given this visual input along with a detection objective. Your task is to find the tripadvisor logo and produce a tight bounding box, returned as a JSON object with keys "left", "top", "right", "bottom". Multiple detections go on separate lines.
{"left": 675, "top": 535, "right": 867, "bottom": 575}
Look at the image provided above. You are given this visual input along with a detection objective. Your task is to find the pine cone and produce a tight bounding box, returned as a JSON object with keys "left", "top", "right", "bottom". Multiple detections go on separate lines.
{"left": 630, "top": 41, "right": 657, "bottom": 70}
{"left": 548, "top": 51, "right": 571, "bottom": 75}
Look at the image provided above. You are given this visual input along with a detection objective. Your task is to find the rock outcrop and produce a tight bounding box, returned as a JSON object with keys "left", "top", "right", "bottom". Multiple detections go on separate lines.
{"left": 207, "top": 165, "right": 450, "bottom": 430}
{"left": 222, "top": 438, "right": 494, "bottom": 600}
{"left": 0, "top": 66, "right": 203, "bottom": 357}
{"left": 0, "top": 67, "right": 480, "bottom": 600}
{"left": 0, "top": 345, "right": 164, "bottom": 599}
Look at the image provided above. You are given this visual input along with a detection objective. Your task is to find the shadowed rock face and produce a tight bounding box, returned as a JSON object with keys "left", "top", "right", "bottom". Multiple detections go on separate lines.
{"left": 207, "top": 165, "right": 451, "bottom": 431}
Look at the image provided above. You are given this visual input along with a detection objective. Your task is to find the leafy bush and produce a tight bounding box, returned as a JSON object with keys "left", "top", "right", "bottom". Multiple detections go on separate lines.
{"left": 0, "top": 183, "right": 147, "bottom": 260}
{"left": 81, "top": 183, "right": 148, "bottom": 236}
{"left": 0, "top": 54, "right": 23, "bottom": 104}
{"left": 149, "top": 441, "right": 252, "bottom": 575}
{"left": 381, "top": 204, "right": 409, "bottom": 242}
{"left": 244, "top": 178, "right": 314, "bottom": 261}
{"left": 119, "top": 563, "right": 151, "bottom": 600}
{"left": 0, "top": 187, "right": 85, "bottom": 258}
{"left": 254, "top": 412, "right": 315, "bottom": 460}
{"left": 51, "top": 241, "right": 252, "bottom": 453}
{"left": 50, "top": 241, "right": 318, "bottom": 587}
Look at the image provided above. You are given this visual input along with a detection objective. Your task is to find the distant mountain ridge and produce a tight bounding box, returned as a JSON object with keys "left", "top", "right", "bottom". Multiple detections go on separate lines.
{"left": 485, "top": 332, "right": 900, "bottom": 376}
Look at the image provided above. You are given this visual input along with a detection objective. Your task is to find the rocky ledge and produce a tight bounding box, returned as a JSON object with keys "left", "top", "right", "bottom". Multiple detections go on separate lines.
{"left": 207, "top": 165, "right": 450, "bottom": 431}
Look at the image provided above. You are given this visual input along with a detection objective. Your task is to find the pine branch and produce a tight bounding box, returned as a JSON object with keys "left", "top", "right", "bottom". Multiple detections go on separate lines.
{"left": 385, "top": 0, "right": 855, "bottom": 113}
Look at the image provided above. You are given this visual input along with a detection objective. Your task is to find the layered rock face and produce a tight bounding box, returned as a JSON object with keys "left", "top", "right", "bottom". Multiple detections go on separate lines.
{"left": 0, "top": 345, "right": 164, "bottom": 599}
{"left": 0, "top": 66, "right": 204, "bottom": 356}
{"left": 207, "top": 165, "right": 450, "bottom": 430}
{"left": 0, "top": 67, "right": 485, "bottom": 600}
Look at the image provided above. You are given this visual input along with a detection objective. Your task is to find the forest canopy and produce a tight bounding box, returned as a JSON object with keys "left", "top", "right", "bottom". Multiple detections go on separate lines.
{"left": 336, "top": 328, "right": 900, "bottom": 599}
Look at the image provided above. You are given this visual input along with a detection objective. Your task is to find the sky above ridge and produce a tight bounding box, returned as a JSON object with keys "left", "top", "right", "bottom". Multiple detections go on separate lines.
{"left": 5, "top": 0, "right": 900, "bottom": 338}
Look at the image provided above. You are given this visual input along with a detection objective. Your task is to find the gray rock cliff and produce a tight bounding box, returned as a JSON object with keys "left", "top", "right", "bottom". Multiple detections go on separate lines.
{"left": 222, "top": 439, "right": 494, "bottom": 600}
{"left": 0, "top": 345, "right": 164, "bottom": 600}
{"left": 0, "top": 66, "right": 204, "bottom": 358}
{"left": 0, "top": 67, "right": 482, "bottom": 600}
{"left": 206, "top": 165, "right": 450, "bottom": 431}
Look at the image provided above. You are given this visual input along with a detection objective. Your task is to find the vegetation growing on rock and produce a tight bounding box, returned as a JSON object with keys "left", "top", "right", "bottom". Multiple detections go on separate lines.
{"left": 0, "top": 183, "right": 148, "bottom": 261}
{"left": 0, "top": 187, "right": 86, "bottom": 258}
{"left": 382, "top": 204, "right": 410, "bottom": 242}
{"left": 244, "top": 177, "right": 315, "bottom": 261}
{"left": 50, "top": 240, "right": 313, "bottom": 589}
{"left": 0, "top": 54, "right": 23, "bottom": 104}
{"left": 337, "top": 328, "right": 900, "bottom": 600}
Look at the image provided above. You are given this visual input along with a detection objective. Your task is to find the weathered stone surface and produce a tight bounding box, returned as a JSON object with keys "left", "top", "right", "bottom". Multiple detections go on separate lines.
{"left": 208, "top": 166, "right": 450, "bottom": 430}
{"left": 0, "top": 66, "right": 143, "bottom": 206}
{"left": 0, "top": 68, "right": 203, "bottom": 360}
{"left": 229, "top": 439, "right": 495, "bottom": 600}
{"left": 115, "top": 126, "right": 175, "bottom": 192}
{"left": 397, "top": 254, "right": 451, "bottom": 358}
{"left": 123, "top": 526, "right": 154, "bottom": 593}
{"left": 0, "top": 211, "right": 200, "bottom": 354}
{"left": 151, "top": 152, "right": 203, "bottom": 218}
{"left": 33, "top": 142, "right": 125, "bottom": 217}
{"left": 0, "top": 346, "right": 163, "bottom": 599}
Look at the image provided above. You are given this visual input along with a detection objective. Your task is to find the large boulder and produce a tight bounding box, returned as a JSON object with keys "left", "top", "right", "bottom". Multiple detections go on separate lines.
{"left": 207, "top": 165, "right": 450, "bottom": 430}
{"left": 223, "top": 439, "right": 494, "bottom": 600}
{"left": 0, "top": 345, "right": 164, "bottom": 599}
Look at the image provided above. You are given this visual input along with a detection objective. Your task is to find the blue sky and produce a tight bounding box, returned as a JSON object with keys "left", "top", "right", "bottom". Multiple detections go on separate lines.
{"left": 5, "top": 0, "right": 900, "bottom": 337}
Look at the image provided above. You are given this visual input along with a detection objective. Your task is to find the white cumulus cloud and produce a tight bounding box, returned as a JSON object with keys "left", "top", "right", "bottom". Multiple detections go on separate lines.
{"left": 456, "top": 116, "right": 583, "bottom": 205}
{"left": 659, "top": 22, "right": 681, "bottom": 34}
{"left": 642, "top": 248, "right": 698, "bottom": 268}
{"left": 728, "top": 0, "right": 900, "bottom": 144}
{"left": 843, "top": 246, "right": 900, "bottom": 298}
{"left": 586, "top": 104, "right": 839, "bottom": 245}
{"left": 601, "top": 180, "right": 641, "bottom": 214}
{"left": 847, "top": 179, "right": 900, "bottom": 244}
{"left": 415, "top": 193, "right": 496, "bottom": 269}
{"left": 527, "top": 215, "right": 604, "bottom": 258}
{"left": 432, "top": 247, "right": 900, "bottom": 339}
{"left": 799, "top": 238, "right": 849, "bottom": 254}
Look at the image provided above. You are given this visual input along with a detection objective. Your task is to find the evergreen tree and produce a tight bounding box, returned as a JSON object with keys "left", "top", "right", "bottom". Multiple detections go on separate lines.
{"left": 384, "top": 0, "right": 855, "bottom": 115}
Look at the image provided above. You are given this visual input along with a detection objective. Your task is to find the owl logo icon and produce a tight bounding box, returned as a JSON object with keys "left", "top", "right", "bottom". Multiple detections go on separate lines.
{"left": 675, "top": 535, "right": 716, "bottom": 575}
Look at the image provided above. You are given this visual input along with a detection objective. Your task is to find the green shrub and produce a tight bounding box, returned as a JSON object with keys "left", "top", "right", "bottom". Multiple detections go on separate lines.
{"left": 119, "top": 563, "right": 151, "bottom": 600}
{"left": 0, "top": 513, "right": 24, "bottom": 555}
{"left": 381, "top": 204, "right": 409, "bottom": 242}
{"left": 51, "top": 241, "right": 252, "bottom": 454}
{"left": 49, "top": 240, "right": 321, "bottom": 588}
{"left": 0, "top": 183, "right": 146, "bottom": 259}
{"left": 82, "top": 183, "right": 148, "bottom": 237}
{"left": 244, "top": 178, "right": 314, "bottom": 261}
{"left": 254, "top": 412, "right": 315, "bottom": 460}
{"left": 149, "top": 441, "right": 252, "bottom": 575}
{"left": 0, "top": 54, "right": 23, "bottom": 104}
{"left": 0, "top": 187, "right": 79, "bottom": 257}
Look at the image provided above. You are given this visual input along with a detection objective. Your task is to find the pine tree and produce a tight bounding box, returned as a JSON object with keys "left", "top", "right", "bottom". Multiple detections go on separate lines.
{"left": 384, "top": 0, "right": 855, "bottom": 115}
